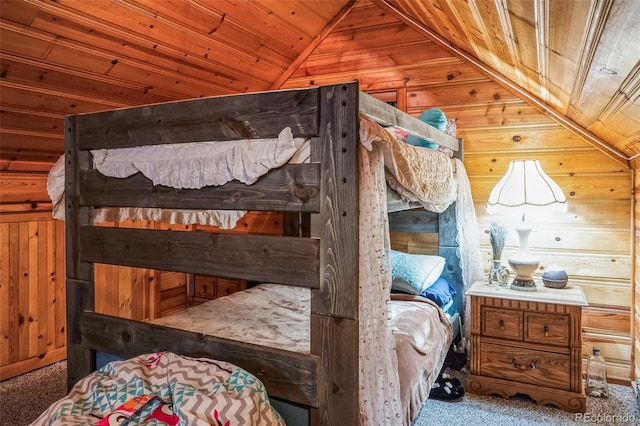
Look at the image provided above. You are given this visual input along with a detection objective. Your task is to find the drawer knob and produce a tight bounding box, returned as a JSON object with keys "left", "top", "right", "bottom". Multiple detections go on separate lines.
{"left": 544, "top": 325, "right": 549, "bottom": 337}
{"left": 499, "top": 320, "right": 505, "bottom": 331}
{"left": 509, "top": 355, "right": 537, "bottom": 371}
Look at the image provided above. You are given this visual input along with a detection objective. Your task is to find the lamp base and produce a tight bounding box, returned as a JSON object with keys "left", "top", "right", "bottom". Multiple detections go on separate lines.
{"left": 510, "top": 278, "right": 537, "bottom": 291}
{"left": 508, "top": 253, "right": 540, "bottom": 292}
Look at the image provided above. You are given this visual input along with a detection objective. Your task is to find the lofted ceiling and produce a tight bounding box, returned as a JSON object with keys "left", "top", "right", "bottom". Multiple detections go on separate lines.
{"left": 1, "top": 0, "right": 639, "bottom": 172}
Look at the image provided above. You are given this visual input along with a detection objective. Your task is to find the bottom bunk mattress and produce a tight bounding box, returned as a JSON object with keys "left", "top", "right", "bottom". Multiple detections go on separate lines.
{"left": 151, "top": 283, "right": 452, "bottom": 422}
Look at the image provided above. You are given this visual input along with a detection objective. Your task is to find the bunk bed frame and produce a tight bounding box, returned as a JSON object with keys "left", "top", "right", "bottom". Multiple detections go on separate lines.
{"left": 64, "top": 81, "right": 462, "bottom": 425}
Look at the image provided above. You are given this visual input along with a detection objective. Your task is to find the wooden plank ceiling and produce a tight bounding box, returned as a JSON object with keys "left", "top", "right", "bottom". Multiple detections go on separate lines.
{"left": 1, "top": 0, "right": 639, "bottom": 172}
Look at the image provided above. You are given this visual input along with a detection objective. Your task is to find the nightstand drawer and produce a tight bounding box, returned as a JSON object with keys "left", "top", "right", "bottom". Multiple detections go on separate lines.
{"left": 194, "top": 276, "right": 216, "bottom": 298}
{"left": 479, "top": 342, "right": 571, "bottom": 391}
{"left": 216, "top": 278, "right": 241, "bottom": 297}
{"left": 525, "top": 312, "right": 570, "bottom": 346}
{"left": 482, "top": 307, "right": 523, "bottom": 340}
{"left": 191, "top": 275, "right": 247, "bottom": 305}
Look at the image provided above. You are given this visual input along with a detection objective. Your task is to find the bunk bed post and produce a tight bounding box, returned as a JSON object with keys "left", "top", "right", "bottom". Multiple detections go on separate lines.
{"left": 454, "top": 138, "right": 464, "bottom": 160}
{"left": 309, "top": 83, "right": 360, "bottom": 425}
{"left": 438, "top": 203, "right": 463, "bottom": 336}
{"left": 446, "top": 138, "right": 464, "bottom": 337}
{"left": 64, "top": 115, "right": 96, "bottom": 390}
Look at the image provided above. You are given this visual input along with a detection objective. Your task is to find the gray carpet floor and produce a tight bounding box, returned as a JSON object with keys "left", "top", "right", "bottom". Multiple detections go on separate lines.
{"left": 0, "top": 361, "right": 67, "bottom": 426}
{"left": 1, "top": 362, "right": 638, "bottom": 425}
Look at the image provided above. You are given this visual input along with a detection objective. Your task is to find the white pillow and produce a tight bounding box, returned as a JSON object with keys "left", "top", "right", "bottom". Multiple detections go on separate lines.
{"left": 390, "top": 250, "right": 446, "bottom": 295}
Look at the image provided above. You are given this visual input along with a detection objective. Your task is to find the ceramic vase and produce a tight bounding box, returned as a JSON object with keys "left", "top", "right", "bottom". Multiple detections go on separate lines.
{"left": 489, "top": 259, "right": 510, "bottom": 286}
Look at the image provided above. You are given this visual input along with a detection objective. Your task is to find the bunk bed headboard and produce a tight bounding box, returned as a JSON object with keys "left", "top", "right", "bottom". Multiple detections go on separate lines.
{"left": 65, "top": 82, "right": 361, "bottom": 424}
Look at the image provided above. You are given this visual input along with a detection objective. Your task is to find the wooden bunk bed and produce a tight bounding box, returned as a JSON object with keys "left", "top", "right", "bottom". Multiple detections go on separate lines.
{"left": 62, "top": 81, "right": 477, "bottom": 425}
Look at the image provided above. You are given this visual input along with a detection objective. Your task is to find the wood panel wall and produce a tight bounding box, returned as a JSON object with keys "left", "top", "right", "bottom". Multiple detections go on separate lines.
{"left": 93, "top": 220, "right": 157, "bottom": 321}
{"left": 282, "top": 1, "right": 633, "bottom": 383}
{"left": 1, "top": 170, "right": 66, "bottom": 379}
{"left": 0, "top": 218, "right": 66, "bottom": 380}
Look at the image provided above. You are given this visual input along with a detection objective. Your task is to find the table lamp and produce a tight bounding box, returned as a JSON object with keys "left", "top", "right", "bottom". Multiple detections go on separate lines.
{"left": 486, "top": 160, "right": 567, "bottom": 291}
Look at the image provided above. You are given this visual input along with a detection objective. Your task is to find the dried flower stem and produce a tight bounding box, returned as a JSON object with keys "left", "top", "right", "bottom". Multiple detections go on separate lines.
{"left": 489, "top": 220, "right": 507, "bottom": 260}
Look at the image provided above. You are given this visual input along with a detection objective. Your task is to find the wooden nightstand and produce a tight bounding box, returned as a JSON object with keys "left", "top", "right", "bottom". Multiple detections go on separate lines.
{"left": 189, "top": 275, "right": 247, "bottom": 306}
{"left": 466, "top": 280, "right": 588, "bottom": 413}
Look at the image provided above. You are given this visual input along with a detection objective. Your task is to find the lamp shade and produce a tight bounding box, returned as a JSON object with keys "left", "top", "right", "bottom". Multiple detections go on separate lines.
{"left": 486, "top": 160, "right": 567, "bottom": 216}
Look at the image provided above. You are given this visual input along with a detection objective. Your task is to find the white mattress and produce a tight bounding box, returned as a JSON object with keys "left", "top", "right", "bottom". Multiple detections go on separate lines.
{"left": 152, "top": 283, "right": 310, "bottom": 353}
{"left": 150, "top": 283, "right": 453, "bottom": 423}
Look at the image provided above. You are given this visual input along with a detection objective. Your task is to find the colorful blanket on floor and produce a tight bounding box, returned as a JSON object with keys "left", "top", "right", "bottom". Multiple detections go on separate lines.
{"left": 31, "top": 352, "right": 285, "bottom": 426}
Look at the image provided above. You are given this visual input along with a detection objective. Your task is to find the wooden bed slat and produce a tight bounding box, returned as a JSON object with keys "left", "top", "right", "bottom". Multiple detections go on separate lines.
{"left": 386, "top": 185, "right": 422, "bottom": 212}
{"left": 359, "top": 91, "right": 459, "bottom": 152}
{"left": 76, "top": 88, "right": 320, "bottom": 150}
{"left": 388, "top": 209, "right": 440, "bottom": 233}
{"left": 79, "top": 164, "right": 321, "bottom": 212}
{"left": 78, "top": 226, "right": 320, "bottom": 288}
{"left": 80, "top": 312, "right": 319, "bottom": 407}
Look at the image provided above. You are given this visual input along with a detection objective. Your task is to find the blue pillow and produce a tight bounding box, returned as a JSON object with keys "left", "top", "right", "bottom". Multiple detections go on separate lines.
{"left": 420, "top": 277, "right": 456, "bottom": 307}
{"left": 406, "top": 108, "right": 447, "bottom": 149}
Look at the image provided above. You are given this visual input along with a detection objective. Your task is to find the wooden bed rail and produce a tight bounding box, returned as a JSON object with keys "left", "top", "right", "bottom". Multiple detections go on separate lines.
{"left": 80, "top": 311, "right": 319, "bottom": 407}
{"left": 74, "top": 88, "right": 321, "bottom": 150}
{"left": 359, "top": 90, "right": 459, "bottom": 152}
{"left": 78, "top": 226, "right": 320, "bottom": 287}
{"left": 78, "top": 165, "right": 321, "bottom": 212}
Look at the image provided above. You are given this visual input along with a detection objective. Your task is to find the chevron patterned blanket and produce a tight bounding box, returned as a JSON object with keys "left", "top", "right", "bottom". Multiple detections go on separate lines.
{"left": 31, "top": 352, "right": 286, "bottom": 426}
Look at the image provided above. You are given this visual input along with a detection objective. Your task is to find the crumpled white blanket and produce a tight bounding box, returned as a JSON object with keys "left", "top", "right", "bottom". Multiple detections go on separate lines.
{"left": 47, "top": 128, "right": 309, "bottom": 228}
{"left": 91, "top": 127, "right": 305, "bottom": 188}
